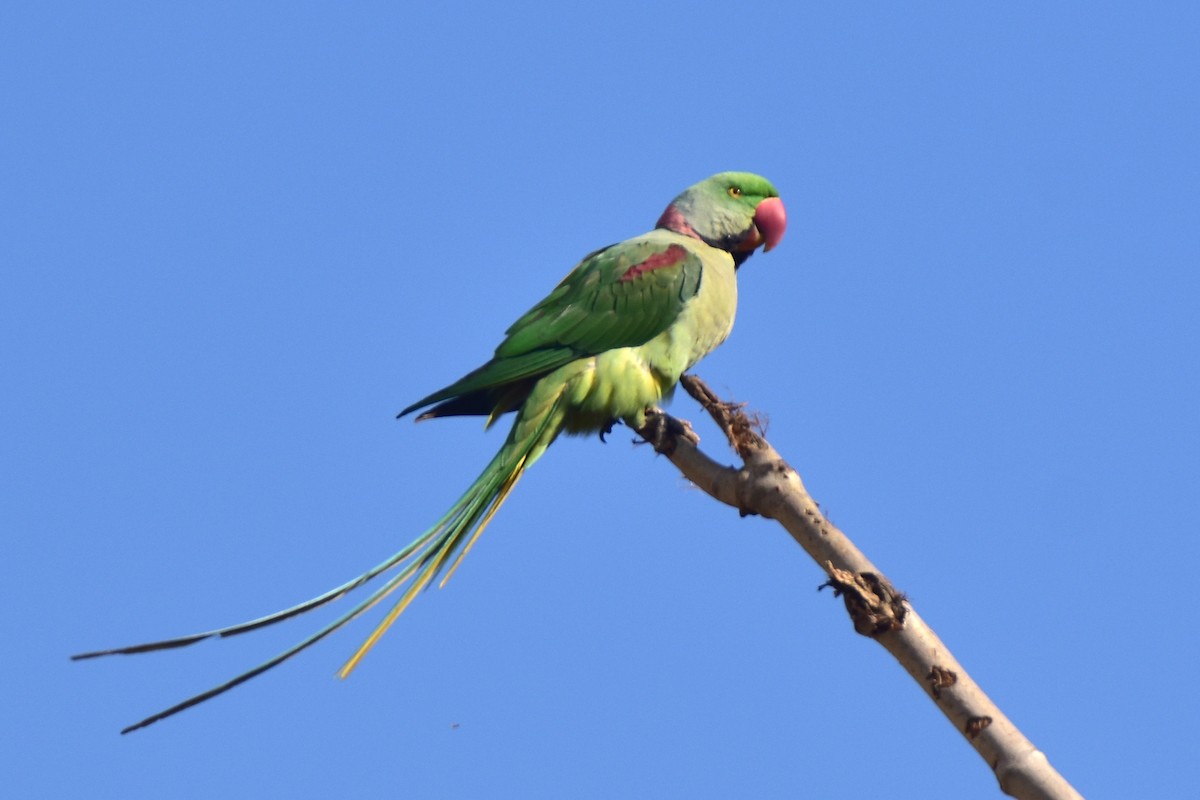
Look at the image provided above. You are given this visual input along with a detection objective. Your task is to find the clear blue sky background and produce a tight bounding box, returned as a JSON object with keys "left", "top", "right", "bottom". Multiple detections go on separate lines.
{"left": 5, "top": 3, "right": 1197, "bottom": 798}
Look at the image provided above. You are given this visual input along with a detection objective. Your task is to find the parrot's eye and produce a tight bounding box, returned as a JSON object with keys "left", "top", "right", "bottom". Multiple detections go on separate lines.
{"left": 727, "top": 186, "right": 743, "bottom": 198}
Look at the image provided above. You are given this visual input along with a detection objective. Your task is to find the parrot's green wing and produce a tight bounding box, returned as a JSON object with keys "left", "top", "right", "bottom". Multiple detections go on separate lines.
{"left": 401, "top": 234, "right": 706, "bottom": 419}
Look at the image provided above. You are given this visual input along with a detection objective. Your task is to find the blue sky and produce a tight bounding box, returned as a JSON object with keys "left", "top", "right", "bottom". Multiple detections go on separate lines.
{"left": 5, "top": 2, "right": 1198, "bottom": 797}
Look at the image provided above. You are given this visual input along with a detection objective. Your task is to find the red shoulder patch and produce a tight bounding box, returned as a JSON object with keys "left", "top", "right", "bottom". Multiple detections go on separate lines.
{"left": 619, "top": 244, "right": 688, "bottom": 282}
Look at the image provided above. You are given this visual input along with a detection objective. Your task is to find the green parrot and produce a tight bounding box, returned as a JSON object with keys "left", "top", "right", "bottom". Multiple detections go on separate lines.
{"left": 74, "top": 171, "right": 787, "bottom": 733}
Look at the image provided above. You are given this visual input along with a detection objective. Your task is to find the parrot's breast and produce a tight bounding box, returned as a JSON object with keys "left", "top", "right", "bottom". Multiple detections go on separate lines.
{"left": 644, "top": 242, "right": 738, "bottom": 374}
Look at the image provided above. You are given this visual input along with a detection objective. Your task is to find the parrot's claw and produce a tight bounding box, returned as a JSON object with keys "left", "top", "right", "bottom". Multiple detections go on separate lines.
{"left": 598, "top": 418, "right": 620, "bottom": 443}
{"left": 635, "top": 409, "right": 698, "bottom": 455}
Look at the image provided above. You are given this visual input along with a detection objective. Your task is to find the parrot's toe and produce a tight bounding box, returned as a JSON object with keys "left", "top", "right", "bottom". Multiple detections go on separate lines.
{"left": 634, "top": 409, "right": 698, "bottom": 455}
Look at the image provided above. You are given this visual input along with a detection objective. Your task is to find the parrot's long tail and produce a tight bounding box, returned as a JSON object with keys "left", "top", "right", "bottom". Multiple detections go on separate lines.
{"left": 72, "top": 386, "right": 569, "bottom": 734}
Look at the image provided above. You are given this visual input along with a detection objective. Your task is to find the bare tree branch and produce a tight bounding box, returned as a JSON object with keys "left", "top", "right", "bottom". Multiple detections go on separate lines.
{"left": 636, "top": 375, "right": 1083, "bottom": 800}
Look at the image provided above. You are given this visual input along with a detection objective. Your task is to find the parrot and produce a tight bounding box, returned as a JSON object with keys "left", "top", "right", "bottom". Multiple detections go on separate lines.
{"left": 73, "top": 171, "right": 787, "bottom": 733}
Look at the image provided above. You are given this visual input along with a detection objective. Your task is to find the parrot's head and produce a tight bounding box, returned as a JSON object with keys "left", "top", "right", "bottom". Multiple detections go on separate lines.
{"left": 656, "top": 172, "right": 786, "bottom": 268}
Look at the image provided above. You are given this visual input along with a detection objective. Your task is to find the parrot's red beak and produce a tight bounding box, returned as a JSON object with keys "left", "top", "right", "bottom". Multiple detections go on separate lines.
{"left": 753, "top": 196, "right": 787, "bottom": 253}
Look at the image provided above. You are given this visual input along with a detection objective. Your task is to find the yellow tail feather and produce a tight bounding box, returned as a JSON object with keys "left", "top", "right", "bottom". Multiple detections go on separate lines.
{"left": 336, "top": 564, "right": 432, "bottom": 679}
{"left": 438, "top": 461, "right": 525, "bottom": 589}
{"left": 335, "top": 455, "right": 529, "bottom": 679}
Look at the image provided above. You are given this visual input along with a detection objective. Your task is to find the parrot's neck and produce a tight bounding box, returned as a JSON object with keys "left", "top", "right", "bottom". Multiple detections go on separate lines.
{"left": 655, "top": 204, "right": 701, "bottom": 241}
{"left": 657, "top": 204, "right": 754, "bottom": 270}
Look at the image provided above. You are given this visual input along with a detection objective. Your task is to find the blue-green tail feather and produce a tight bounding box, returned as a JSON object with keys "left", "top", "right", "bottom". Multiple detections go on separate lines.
{"left": 75, "top": 391, "right": 566, "bottom": 733}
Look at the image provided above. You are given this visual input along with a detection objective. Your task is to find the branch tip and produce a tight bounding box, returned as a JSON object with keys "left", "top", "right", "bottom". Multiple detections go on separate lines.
{"left": 679, "top": 374, "right": 766, "bottom": 457}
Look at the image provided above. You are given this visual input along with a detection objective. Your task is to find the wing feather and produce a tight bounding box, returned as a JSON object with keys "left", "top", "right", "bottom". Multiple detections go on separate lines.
{"left": 401, "top": 232, "right": 706, "bottom": 419}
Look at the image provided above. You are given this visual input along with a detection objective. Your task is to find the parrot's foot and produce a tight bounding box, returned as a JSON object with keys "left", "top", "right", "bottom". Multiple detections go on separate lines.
{"left": 635, "top": 409, "right": 698, "bottom": 455}
{"left": 598, "top": 418, "right": 620, "bottom": 443}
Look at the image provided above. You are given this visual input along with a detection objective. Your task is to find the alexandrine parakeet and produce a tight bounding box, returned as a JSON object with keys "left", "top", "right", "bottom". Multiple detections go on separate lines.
{"left": 75, "top": 171, "right": 787, "bottom": 733}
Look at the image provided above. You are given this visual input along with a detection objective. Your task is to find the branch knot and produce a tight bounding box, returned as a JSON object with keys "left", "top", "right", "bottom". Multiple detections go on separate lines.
{"left": 820, "top": 563, "right": 908, "bottom": 637}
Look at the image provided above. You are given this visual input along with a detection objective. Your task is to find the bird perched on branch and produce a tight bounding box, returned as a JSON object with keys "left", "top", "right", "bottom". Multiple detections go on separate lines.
{"left": 74, "top": 171, "right": 787, "bottom": 733}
